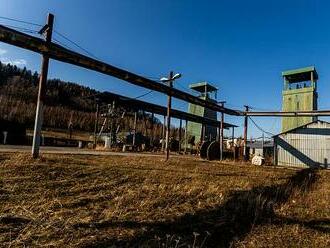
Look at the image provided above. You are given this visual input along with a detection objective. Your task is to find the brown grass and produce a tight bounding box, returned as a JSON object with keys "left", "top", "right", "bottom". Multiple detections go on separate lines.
{"left": 0, "top": 153, "right": 329, "bottom": 247}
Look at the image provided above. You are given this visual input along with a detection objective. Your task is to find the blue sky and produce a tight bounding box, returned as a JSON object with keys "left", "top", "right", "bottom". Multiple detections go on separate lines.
{"left": 1, "top": 0, "right": 330, "bottom": 138}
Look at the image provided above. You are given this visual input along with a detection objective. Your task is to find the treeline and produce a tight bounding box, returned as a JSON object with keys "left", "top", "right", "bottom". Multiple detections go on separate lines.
{"left": 0, "top": 62, "right": 98, "bottom": 131}
{"left": 0, "top": 62, "right": 181, "bottom": 138}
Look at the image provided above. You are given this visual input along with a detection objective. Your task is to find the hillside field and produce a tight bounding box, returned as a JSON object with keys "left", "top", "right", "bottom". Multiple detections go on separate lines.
{"left": 0, "top": 153, "right": 329, "bottom": 247}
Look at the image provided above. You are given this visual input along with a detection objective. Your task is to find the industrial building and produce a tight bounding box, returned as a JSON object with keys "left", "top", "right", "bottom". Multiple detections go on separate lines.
{"left": 274, "top": 66, "right": 330, "bottom": 169}
{"left": 187, "top": 82, "right": 218, "bottom": 143}
{"left": 274, "top": 120, "right": 330, "bottom": 169}
{"left": 281, "top": 66, "right": 318, "bottom": 132}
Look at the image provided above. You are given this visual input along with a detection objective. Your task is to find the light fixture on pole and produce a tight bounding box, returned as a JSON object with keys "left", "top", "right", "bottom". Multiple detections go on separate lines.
{"left": 160, "top": 71, "right": 182, "bottom": 161}
{"left": 160, "top": 73, "right": 181, "bottom": 83}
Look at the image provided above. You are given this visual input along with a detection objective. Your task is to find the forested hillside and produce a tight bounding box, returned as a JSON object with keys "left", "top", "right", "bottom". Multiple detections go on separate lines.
{"left": 0, "top": 62, "right": 165, "bottom": 136}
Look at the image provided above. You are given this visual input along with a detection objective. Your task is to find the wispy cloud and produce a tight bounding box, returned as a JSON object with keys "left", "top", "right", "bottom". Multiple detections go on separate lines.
{"left": 1, "top": 58, "right": 27, "bottom": 66}
{"left": 0, "top": 47, "right": 27, "bottom": 67}
{"left": 0, "top": 48, "right": 7, "bottom": 55}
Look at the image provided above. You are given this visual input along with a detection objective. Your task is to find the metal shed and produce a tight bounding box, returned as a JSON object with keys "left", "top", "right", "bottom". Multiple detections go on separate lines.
{"left": 273, "top": 120, "right": 330, "bottom": 169}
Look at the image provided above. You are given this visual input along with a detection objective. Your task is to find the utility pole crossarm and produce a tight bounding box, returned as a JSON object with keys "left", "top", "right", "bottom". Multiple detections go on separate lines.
{"left": 0, "top": 24, "right": 241, "bottom": 116}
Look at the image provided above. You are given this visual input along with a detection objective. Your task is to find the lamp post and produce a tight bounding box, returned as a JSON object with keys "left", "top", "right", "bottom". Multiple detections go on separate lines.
{"left": 160, "top": 72, "right": 182, "bottom": 161}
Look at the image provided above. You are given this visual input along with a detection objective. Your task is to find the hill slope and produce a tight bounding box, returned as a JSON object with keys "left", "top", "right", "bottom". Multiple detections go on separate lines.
{"left": 0, "top": 62, "right": 164, "bottom": 136}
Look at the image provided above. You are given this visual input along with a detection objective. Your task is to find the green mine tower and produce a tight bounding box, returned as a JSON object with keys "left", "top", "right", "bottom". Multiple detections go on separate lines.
{"left": 282, "top": 66, "right": 318, "bottom": 132}
{"left": 187, "top": 82, "right": 218, "bottom": 143}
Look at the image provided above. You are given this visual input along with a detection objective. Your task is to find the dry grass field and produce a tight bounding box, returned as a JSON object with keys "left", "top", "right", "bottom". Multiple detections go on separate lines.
{"left": 0, "top": 153, "right": 329, "bottom": 247}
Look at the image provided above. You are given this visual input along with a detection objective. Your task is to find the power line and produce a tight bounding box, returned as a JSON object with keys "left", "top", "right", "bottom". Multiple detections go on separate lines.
{"left": 0, "top": 15, "right": 99, "bottom": 60}
{"left": 53, "top": 38, "right": 75, "bottom": 50}
{"left": 133, "top": 90, "right": 153, "bottom": 99}
{"left": 0, "top": 23, "right": 39, "bottom": 34}
{"left": 248, "top": 116, "right": 274, "bottom": 137}
{"left": 0, "top": 19, "right": 189, "bottom": 110}
{"left": 81, "top": 89, "right": 154, "bottom": 101}
{"left": 0, "top": 16, "right": 42, "bottom": 27}
{"left": 53, "top": 30, "right": 99, "bottom": 59}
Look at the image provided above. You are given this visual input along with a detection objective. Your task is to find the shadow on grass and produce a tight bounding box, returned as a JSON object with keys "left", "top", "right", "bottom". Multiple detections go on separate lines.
{"left": 76, "top": 168, "right": 323, "bottom": 247}
{"left": 275, "top": 217, "right": 330, "bottom": 234}
{"left": 0, "top": 215, "right": 31, "bottom": 235}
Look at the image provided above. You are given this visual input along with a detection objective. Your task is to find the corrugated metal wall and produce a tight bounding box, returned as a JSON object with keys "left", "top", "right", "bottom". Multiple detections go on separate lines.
{"left": 276, "top": 121, "right": 330, "bottom": 168}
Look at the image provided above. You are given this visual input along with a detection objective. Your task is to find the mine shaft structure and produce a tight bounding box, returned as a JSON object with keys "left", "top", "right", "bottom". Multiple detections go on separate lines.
{"left": 281, "top": 66, "right": 318, "bottom": 132}
{"left": 187, "top": 82, "right": 218, "bottom": 143}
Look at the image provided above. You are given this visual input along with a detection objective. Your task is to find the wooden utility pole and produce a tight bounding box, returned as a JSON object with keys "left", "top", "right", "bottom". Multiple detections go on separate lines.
{"left": 150, "top": 112, "right": 154, "bottom": 147}
{"left": 133, "top": 112, "right": 137, "bottom": 147}
{"left": 184, "top": 119, "right": 188, "bottom": 154}
{"left": 243, "top": 105, "right": 249, "bottom": 161}
{"left": 232, "top": 126, "right": 236, "bottom": 160}
{"left": 165, "top": 71, "right": 174, "bottom": 161}
{"left": 219, "top": 101, "right": 226, "bottom": 161}
{"left": 231, "top": 126, "right": 235, "bottom": 143}
{"left": 32, "top": 13, "right": 54, "bottom": 158}
{"left": 261, "top": 132, "right": 264, "bottom": 156}
{"left": 178, "top": 118, "right": 182, "bottom": 153}
{"left": 93, "top": 100, "right": 99, "bottom": 148}
{"left": 161, "top": 115, "right": 166, "bottom": 152}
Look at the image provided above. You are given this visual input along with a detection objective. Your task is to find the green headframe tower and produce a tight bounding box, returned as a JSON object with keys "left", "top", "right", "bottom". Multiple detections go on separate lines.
{"left": 281, "top": 66, "right": 318, "bottom": 132}
{"left": 187, "top": 82, "right": 218, "bottom": 143}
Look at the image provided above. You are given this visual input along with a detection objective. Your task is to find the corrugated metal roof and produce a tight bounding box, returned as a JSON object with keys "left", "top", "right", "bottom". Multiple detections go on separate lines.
{"left": 274, "top": 120, "right": 330, "bottom": 137}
